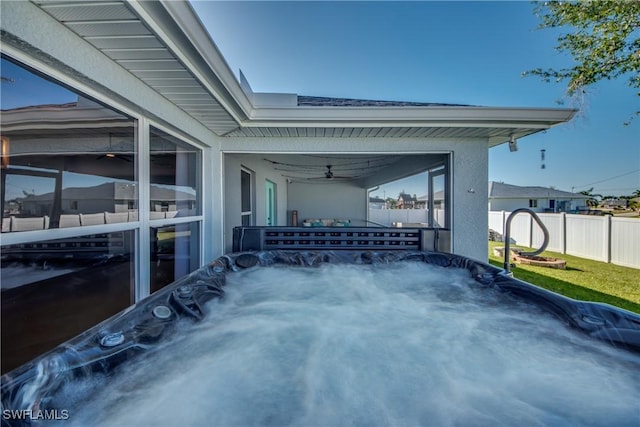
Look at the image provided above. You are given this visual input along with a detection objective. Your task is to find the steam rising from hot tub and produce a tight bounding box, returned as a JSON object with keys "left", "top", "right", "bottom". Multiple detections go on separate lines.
{"left": 44, "top": 261, "right": 640, "bottom": 427}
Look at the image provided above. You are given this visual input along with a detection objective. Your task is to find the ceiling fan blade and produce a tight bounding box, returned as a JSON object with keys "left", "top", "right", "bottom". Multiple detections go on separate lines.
{"left": 305, "top": 175, "right": 354, "bottom": 181}
{"left": 96, "top": 153, "right": 132, "bottom": 162}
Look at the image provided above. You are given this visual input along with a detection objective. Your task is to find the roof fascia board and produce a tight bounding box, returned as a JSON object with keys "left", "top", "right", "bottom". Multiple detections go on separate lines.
{"left": 246, "top": 106, "right": 577, "bottom": 124}
{"left": 241, "top": 121, "right": 554, "bottom": 130}
{"left": 239, "top": 110, "right": 575, "bottom": 138}
{"left": 126, "top": 0, "right": 249, "bottom": 123}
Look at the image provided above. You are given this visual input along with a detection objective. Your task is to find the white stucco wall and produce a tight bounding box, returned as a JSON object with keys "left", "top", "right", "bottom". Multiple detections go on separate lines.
{"left": 287, "top": 182, "right": 367, "bottom": 226}
{"left": 223, "top": 154, "right": 289, "bottom": 251}
{"left": 450, "top": 140, "right": 489, "bottom": 261}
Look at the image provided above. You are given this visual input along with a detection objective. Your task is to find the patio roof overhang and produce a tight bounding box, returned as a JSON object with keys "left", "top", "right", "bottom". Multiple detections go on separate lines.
{"left": 10, "top": 0, "right": 576, "bottom": 144}
{"left": 229, "top": 104, "right": 576, "bottom": 145}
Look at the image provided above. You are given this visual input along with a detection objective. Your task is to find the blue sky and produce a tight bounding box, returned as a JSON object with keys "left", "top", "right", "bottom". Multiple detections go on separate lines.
{"left": 192, "top": 0, "right": 639, "bottom": 198}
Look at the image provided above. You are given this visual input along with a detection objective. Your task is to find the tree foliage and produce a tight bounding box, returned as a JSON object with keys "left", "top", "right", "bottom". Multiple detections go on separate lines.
{"left": 578, "top": 187, "right": 602, "bottom": 207}
{"left": 525, "top": 0, "right": 640, "bottom": 121}
{"left": 385, "top": 198, "right": 397, "bottom": 209}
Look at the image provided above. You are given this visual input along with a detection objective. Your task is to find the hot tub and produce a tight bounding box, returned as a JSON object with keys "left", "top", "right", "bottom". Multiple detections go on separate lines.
{"left": 1, "top": 249, "right": 639, "bottom": 426}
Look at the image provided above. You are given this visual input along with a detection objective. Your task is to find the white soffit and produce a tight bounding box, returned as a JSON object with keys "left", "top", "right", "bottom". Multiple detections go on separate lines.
{"left": 225, "top": 126, "right": 542, "bottom": 142}
{"left": 33, "top": 0, "right": 240, "bottom": 135}
{"left": 229, "top": 106, "right": 576, "bottom": 143}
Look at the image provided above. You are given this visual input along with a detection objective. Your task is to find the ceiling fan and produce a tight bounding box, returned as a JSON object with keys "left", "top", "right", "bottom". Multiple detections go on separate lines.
{"left": 307, "top": 165, "right": 355, "bottom": 181}
{"left": 96, "top": 134, "right": 133, "bottom": 162}
{"left": 96, "top": 152, "right": 132, "bottom": 162}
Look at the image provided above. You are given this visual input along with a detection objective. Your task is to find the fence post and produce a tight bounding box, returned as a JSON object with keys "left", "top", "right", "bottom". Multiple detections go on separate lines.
{"left": 560, "top": 212, "right": 566, "bottom": 254}
{"left": 604, "top": 215, "right": 611, "bottom": 263}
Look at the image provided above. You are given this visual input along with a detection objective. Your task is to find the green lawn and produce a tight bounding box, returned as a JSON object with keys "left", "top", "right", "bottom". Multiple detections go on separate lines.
{"left": 488, "top": 241, "right": 640, "bottom": 314}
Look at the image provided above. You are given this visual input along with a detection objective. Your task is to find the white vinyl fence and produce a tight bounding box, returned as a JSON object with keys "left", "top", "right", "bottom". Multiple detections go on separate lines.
{"left": 489, "top": 211, "right": 640, "bottom": 269}
{"left": 369, "top": 209, "right": 445, "bottom": 228}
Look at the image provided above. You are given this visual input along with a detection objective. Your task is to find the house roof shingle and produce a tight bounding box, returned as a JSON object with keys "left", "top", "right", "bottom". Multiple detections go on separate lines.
{"left": 297, "top": 96, "right": 470, "bottom": 108}
{"left": 488, "top": 181, "right": 589, "bottom": 199}
{"left": 22, "top": 182, "right": 195, "bottom": 202}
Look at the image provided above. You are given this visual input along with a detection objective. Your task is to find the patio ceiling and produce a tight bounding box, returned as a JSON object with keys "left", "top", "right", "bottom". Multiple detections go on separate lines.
{"left": 27, "top": 0, "right": 576, "bottom": 143}
{"left": 228, "top": 153, "right": 446, "bottom": 187}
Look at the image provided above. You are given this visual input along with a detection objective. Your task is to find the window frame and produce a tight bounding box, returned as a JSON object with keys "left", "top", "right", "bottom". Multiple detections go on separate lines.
{"left": 0, "top": 53, "right": 142, "bottom": 247}
{"left": 0, "top": 52, "right": 205, "bottom": 303}
{"left": 240, "top": 167, "right": 254, "bottom": 226}
{"left": 265, "top": 179, "right": 277, "bottom": 226}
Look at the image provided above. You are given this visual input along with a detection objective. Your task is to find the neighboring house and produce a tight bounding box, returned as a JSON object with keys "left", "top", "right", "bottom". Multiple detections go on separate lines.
{"left": 418, "top": 191, "right": 444, "bottom": 210}
{"left": 415, "top": 195, "right": 428, "bottom": 209}
{"left": 397, "top": 192, "right": 419, "bottom": 209}
{"left": 18, "top": 182, "right": 196, "bottom": 218}
{"left": 488, "top": 181, "right": 589, "bottom": 213}
{"left": 368, "top": 196, "right": 387, "bottom": 210}
{"left": 601, "top": 198, "right": 628, "bottom": 209}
